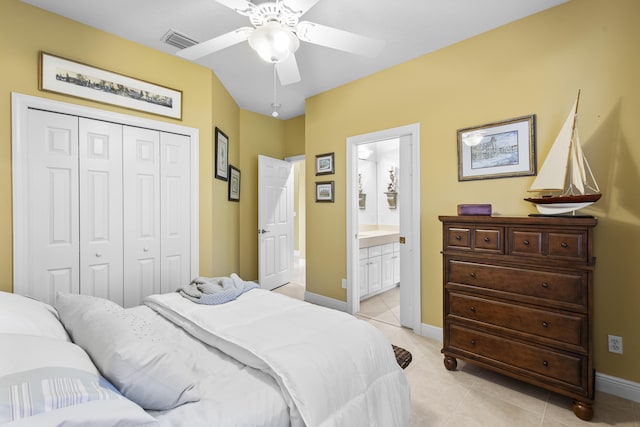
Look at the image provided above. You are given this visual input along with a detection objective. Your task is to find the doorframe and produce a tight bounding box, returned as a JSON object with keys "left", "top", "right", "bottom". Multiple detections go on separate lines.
{"left": 12, "top": 92, "right": 199, "bottom": 295}
{"left": 346, "top": 123, "right": 421, "bottom": 332}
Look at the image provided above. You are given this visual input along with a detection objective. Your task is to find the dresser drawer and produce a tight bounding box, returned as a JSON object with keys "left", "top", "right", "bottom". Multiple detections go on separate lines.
{"left": 509, "top": 228, "right": 588, "bottom": 262}
{"left": 446, "top": 227, "right": 471, "bottom": 250}
{"left": 448, "top": 324, "right": 585, "bottom": 387}
{"left": 448, "top": 292, "right": 586, "bottom": 347}
{"left": 448, "top": 260, "right": 586, "bottom": 307}
{"left": 445, "top": 226, "right": 503, "bottom": 253}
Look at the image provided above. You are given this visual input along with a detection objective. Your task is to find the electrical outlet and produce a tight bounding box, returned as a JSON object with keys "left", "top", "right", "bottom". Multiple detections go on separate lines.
{"left": 608, "top": 335, "right": 623, "bottom": 354}
{"left": 341, "top": 278, "right": 347, "bottom": 289}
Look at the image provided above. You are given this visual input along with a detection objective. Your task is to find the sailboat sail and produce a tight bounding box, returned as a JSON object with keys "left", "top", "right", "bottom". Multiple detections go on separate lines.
{"left": 528, "top": 98, "right": 578, "bottom": 193}
{"left": 525, "top": 91, "right": 601, "bottom": 214}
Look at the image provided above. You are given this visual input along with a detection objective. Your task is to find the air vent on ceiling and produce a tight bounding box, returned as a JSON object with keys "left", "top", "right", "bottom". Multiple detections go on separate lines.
{"left": 162, "top": 29, "right": 199, "bottom": 49}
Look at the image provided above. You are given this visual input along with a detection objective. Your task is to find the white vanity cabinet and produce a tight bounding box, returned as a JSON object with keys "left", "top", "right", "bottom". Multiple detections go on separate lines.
{"left": 359, "top": 241, "right": 400, "bottom": 299}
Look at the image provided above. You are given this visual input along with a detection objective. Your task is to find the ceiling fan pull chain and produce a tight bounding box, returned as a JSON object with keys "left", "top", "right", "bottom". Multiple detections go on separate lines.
{"left": 271, "top": 63, "right": 280, "bottom": 117}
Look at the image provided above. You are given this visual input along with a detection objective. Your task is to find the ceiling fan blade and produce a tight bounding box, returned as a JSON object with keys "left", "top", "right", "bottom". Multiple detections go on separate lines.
{"left": 297, "top": 21, "right": 384, "bottom": 57}
{"left": 276, "top": 54, "right": 301, "bottom": 86}
{"left": 176, "top": 28, "right": 252, "bottom": 60}
{"left": 282, "top": 0, "right": 322, "bottom": 16}
{"left": 214, "top": 0, "right": 256, "bottom": 16}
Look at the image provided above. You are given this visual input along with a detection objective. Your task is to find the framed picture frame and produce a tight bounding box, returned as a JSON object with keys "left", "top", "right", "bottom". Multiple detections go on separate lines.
{"left": 214, "top": 127, "right": 229, "bottom": 181}
{"left": 315, "top": 181, "right": 334, "bottom": 203}
{"left": 315, "top": 152, "right": 335, "bottom": 175}
{"left": 457, "top": 115, "right": 536, "bottom": 181}
{"left": 39, "top": 52, "right": 182, "bottom": 120}
{"left": 228, "top": 165, "right": 240, "bottom": 202}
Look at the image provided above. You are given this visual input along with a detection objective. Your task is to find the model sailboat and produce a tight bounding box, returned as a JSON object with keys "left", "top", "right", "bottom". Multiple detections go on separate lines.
{"left": 524, "top": 91, "right": 601, "bottom": 215}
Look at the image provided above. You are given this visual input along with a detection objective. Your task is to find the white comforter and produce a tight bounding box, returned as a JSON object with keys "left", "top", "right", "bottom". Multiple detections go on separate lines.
{"left": 144, "top": 289, "right": 410, "bottom": 427}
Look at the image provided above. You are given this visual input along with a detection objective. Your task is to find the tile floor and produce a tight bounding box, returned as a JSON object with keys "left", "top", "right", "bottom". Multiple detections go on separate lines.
{"left": 273, "top": 277, "right": 639, "bottom": 427}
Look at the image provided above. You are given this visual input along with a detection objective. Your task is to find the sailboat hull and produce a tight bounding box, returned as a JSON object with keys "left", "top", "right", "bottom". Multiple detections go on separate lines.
{"left": 524, "top": 193, "right": 602, "bottom": 204}
{"left": 533, "top": 201, "right": 593, "bottom": 215}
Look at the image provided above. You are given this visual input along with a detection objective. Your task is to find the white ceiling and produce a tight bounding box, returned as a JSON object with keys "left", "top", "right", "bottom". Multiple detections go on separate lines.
{"left": 21, "top": 0, "right": 566, "bottom": 119}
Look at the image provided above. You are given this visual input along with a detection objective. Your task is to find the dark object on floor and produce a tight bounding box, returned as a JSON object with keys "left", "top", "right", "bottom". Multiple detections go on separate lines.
{"left": 392, "top": 344, "right": 412, "bottom": 369}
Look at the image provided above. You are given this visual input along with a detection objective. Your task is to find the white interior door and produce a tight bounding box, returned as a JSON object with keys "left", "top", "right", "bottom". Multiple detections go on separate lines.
{"left": 123, "top": 126, "right": 161, "bottom": 307}
{"left": 258, "top": 155, "right": 294, "bottom": 290}
{"left": 26, "top": 109, "right": 80, "bottom": 304}
{"left": 79, "top": 118, "right": 124, "bottom": 305}
{"left": 398, "top": 134, "right": 413, "bottom": 328}
{"left": 160, "top": 132, "right": 191, "bottom": 293}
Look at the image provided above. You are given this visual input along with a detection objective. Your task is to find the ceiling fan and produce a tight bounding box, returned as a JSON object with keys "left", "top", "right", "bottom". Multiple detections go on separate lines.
{"left": 176, "top": 0, "right": 384, "bottom": 86}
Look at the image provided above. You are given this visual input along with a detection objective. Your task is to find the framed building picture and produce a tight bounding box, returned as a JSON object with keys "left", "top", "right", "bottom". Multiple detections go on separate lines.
{"left": 39, "top": 52, "right": 182, "bottom": 119}
{"left": 215, "top": 127, "right": 229, "bottom": 181}
{"left": 228, "top": 165, "right": 240, "bottom": 202}
{"left": 457, "top": 115, "right": 536, "bottom": 181}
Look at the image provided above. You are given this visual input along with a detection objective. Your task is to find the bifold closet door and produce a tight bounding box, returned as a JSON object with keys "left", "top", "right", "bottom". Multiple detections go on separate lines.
{"left": 123, "top": 126, "right": 161, "bottom": 308}
{"left": 160, "top": 132, "right": 191, "bottom": 294}
{"left": 79, "top": 118, "right": 124, "bottom": 305}
{"left": 26, "top": 109, "right": 80, "bottom": 303}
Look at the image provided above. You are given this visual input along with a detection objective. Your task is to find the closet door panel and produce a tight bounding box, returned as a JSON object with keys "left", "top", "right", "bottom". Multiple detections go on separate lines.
{"left": 123, "top": 126, "right": 161, "bottom": 307}
{"left": 79, "top": 118, "right": 124, "bottom": 304}
{"left": 161, "top": 132, "right": 191, "bottom": 293}
{"left": 27, "top": 109, "right": 79, "bottom": 304}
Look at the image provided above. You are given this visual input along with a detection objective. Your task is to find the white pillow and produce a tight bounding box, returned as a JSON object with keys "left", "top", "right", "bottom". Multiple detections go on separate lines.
{"left": 55, "top": 293, "right": 200, "bottom": 411}
{"left": 0, "top": 334, "right": 157, "bottom": 426}
{"left": 0, "top": 291, "right": 69, "bottom": 341}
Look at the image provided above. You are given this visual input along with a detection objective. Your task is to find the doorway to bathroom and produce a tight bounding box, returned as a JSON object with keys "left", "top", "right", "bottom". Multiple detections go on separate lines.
{"left": 346, "top": 123, "right": 421, "bottom": 332}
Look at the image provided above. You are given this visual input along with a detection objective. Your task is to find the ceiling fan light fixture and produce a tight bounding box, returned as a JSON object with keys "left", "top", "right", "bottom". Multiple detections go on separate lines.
{"left": 248, "top": 21, "right": 299, "bottom": 63}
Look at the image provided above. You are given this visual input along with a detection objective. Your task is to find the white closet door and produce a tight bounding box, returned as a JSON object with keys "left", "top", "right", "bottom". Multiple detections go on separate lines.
{"left": 160, "top": 132, "right": 191, "bottom": 293}
{"left": 123, "top": 126, "right": 161, "bottom": 307}
{"left": 26, "top": 109, "right": 80, "bottom": 304}
{"left": 79, "top": 118, "right": 124, "bottom": 304}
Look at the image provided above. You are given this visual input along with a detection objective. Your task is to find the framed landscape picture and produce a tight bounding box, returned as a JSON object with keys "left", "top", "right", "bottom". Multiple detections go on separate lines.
{"left": 315, "top": 152, "right": 335, "bottom": 175}
{"left": 315, "top": 181, "right": 334, "bottom": 202}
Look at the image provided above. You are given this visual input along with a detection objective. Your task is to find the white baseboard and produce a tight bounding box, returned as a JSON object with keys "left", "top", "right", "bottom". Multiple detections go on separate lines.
{"left": 596, "top": 372, "right": 640, "bottom": 403}
{"left": 420, "top": 323, "right": 443, "bottom": 342}
{"left": 304, "top": 291, "right": 347, "bottom": 312}
{"left": 416, "top": 324, "right": 640, "bottom": 403}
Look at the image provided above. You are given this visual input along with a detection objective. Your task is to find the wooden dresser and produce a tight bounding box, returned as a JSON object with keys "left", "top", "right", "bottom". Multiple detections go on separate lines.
{"left": 439, "top": 215, "right": 597, "bottom": 420}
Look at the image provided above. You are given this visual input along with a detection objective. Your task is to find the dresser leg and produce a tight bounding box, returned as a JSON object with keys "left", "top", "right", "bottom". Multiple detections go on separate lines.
{"left": 443, "top": 356, "right": 457, "bottom": 371}
{"left": 572, "top": 400, "right": 593, "bottom": 421}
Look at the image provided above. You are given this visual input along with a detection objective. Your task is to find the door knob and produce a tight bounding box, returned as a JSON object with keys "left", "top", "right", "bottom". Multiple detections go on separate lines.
{"left": 258, "top": 229, "right": 269, "bottom": 234}
{"left": 143, "top": 247, "right": 149, "bottom": 252}
{"left": 95, "top": 252, "right": 102, "bottom": 257}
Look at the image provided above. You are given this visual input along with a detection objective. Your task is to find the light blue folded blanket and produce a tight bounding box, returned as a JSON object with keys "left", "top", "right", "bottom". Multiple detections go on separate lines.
{"left": 178, "top": 273, "right": 259, "bottom": 305}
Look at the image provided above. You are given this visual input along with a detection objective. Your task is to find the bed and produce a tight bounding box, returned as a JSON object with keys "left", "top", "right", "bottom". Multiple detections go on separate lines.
{"left": 0, "top": 283, "right": 410, "bottom": 426}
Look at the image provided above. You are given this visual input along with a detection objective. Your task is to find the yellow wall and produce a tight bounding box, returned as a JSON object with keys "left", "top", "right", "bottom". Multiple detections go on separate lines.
{"left": 209, "top": 74, "right": 241, "bottom": 276}
{"left": 305, "top": 0, "right": 640, "bottom": 382}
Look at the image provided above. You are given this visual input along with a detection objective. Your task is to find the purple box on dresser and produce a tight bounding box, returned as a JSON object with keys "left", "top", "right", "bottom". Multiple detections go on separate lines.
{"left": 457, "top": 204, "right": 492, "bottom": 215}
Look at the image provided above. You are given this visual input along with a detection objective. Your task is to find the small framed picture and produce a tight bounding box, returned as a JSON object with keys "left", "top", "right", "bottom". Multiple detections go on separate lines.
{"left": 315, "top": 152, "right": 335, "bottom": 175}
{"left": 215, "top": 127, "right": 229, "bottom": 181}
{"left": 228, "top": 165, "right": 240, "bottom": 202}
{"left": 315, "top": 181, "right": 334, "bottom": 203}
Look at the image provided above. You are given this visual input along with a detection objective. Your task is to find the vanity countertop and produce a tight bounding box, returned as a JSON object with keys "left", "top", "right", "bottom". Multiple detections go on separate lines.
{"left": 358, "top": 230, "right": 399, "bottom": 248}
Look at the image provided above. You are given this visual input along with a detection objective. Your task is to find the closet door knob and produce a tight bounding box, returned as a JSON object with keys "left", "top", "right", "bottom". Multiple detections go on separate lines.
{"left": 143, "top": 247, "right": 149, "bottom": 252}
{"left": 95, "top": 252, "right": 102, "bottom": 258}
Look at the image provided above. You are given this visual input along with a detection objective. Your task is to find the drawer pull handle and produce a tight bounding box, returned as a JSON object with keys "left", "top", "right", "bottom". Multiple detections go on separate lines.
{"left": 542, "top": 282, "right": 549, "bottom": 289}
{"left": 561, "top": 242, "right": 568, "bottom": 248}
{"left": 483, "top": 237, "right": 490, "bottom": 242}
{"left": 455, "top": 235, "right": 462, "bottom": 241}
{"left": 542, "top": 321, "right": 549, "bottom": 328}
{"left": 470, "top": 272, "right": 476, "bottom": 279}
{"left": 542, "top": 360, "right": 549, "bottom": 367}
{"left": 470, "top": 306, "right": 476, "bottom": 313}
{"left": 523, "top": 240, "right": 530, "bottom": 245}
{"left": 470, "top": 339, "right": 476, "bottom": 346}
